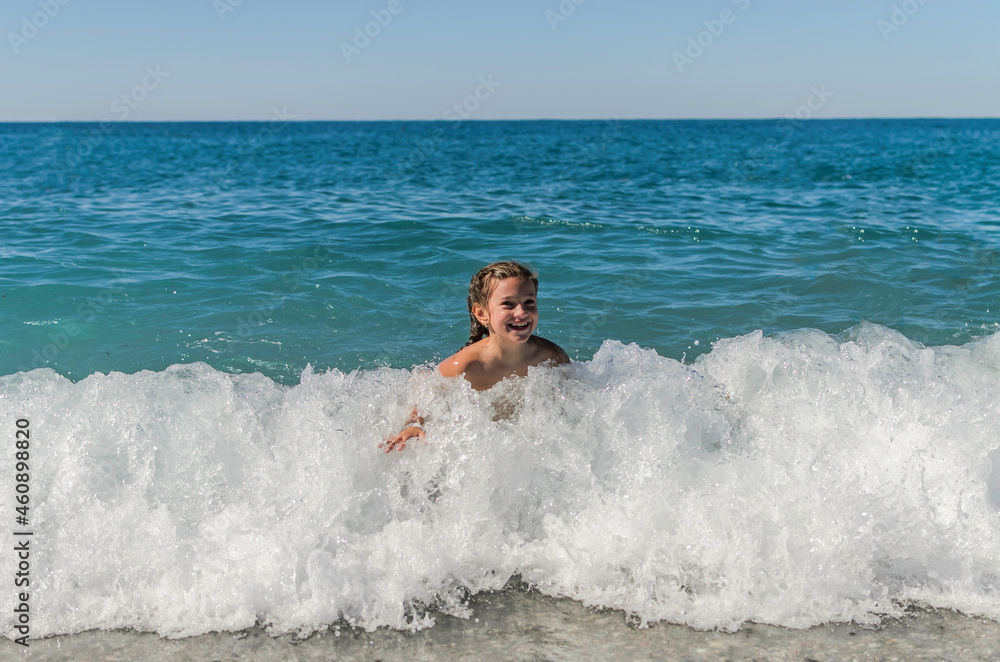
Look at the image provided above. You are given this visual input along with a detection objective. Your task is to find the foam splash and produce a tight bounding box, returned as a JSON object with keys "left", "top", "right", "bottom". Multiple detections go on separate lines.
{"left": 2, "top": 323, "right": 999, "bottom": 638}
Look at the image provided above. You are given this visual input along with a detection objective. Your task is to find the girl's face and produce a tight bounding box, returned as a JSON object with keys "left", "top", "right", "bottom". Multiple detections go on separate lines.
{"left": 474, "top": 276, "right": 538, "bottom": 344}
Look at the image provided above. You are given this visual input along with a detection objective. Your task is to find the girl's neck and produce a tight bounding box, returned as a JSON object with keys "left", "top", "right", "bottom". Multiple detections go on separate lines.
{"left": 483, "top": 333, "right": 532, "bottom": 366}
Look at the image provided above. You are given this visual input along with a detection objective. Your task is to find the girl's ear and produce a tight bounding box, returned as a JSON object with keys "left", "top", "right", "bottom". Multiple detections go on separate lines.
{"left": 471, "top": 302, "right": 490, "bottom": 328}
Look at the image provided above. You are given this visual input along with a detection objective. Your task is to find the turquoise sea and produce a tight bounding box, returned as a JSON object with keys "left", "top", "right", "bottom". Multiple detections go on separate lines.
{"left": 2, "top": 119, "right": 1000, "bottom": 638}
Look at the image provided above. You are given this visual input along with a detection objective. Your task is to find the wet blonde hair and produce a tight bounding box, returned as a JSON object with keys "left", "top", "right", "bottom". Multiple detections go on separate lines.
{"left": 466, "top": 261, "right": 539, "bottom": 346}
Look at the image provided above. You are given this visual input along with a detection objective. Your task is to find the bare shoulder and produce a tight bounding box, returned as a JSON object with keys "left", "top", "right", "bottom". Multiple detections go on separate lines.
{"left": 437, "top": 342, "right": 484, "bottom": 378}
{"left": 531, "top": 336, "right": 571, "bottom": 365}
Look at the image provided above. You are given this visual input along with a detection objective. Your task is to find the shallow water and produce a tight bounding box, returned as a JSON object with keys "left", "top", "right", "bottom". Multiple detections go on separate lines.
{"left": 8, "top": 590, "right": 1000, "bottom": 662}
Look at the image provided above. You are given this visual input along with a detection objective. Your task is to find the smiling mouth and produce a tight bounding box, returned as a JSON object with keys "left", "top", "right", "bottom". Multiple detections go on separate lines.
{"left": 508, "top": 321, "right": 531, "bottom": 331}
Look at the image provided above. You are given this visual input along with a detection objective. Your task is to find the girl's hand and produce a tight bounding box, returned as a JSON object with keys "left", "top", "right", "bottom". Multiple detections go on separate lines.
{"left": 380, "top": 424, "right": 426, "bottom": 452}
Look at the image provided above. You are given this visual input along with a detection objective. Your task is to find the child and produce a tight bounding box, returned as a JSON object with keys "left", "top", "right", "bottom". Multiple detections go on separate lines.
{"left": 383, "top": 260, "right": 569, "bottom": 451}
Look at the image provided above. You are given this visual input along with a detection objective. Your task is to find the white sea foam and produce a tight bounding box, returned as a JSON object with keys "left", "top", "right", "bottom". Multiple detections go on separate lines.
{"left": 2, "top": 323, "right": 1000, "bottom": 638}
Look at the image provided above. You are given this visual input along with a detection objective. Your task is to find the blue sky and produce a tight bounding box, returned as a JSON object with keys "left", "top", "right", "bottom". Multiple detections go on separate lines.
{"left": 2, "top": 0, "right": 998, "bottom": 121}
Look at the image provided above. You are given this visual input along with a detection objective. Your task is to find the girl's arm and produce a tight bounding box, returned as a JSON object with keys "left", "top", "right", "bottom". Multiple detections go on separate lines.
{"left": 381, "top": 367, "right": 437, "bottom": 453}
{"left": 381, "top": 408, "right": 426, "bottom": 452}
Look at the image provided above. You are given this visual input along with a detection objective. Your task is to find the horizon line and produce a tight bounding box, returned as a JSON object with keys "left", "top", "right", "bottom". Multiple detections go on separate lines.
{"left": 2, "top": 116, "right": 998, "bottom": 124}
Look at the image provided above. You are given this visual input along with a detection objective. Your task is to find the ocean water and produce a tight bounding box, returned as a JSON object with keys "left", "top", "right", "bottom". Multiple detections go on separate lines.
{"left": 2, "top": 119, "right": 1000, "bottom": 639}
